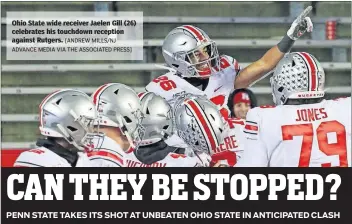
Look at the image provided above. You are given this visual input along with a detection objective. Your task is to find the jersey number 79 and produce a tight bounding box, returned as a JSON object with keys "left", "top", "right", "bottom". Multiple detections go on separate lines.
{"left": 281, "top": 120, "right": 348, "bottom": 167}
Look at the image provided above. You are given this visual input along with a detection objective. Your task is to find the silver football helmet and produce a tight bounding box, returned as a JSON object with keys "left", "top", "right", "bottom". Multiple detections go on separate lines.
{"left": 270, "top": 52, "right": 325, "bottom": 105}
{"left": 39, "top": 89, "right": 98, "bottom": 151}
{"left": 138, "top": 92, "right": 174, "bottom": 146}
{"left": 162, "top": 25, "right": 220, "bottom": 78}
{"left": 91, "top": 83, "right": 145, "bottom": 148}
{"left": 174, "top": 95, "right": 227, "bottom": 155}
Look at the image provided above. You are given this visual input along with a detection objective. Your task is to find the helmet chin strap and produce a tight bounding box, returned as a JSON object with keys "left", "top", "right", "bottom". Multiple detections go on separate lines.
{"left": 124, "top": 131, "right": 135, "bottom": 149}
{"left": 116, "top": 115, "right": 136, "bottom": 148}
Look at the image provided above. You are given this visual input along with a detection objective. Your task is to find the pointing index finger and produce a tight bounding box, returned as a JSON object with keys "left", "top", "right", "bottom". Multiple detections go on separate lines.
{"left": 298, "top": 6, "right": 313, "bottom": 20}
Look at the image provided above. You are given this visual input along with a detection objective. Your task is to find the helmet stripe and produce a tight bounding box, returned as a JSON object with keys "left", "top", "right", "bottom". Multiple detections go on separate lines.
{"left": 299, "top": 52, "right": 318, "bottom": 91}
{"left": 92, "top": 84, "right": 109, "bottom": 105}
{"left": 182, "top": 25, "right": 204, "bottom": 41}
{"left": 185, "top": 99, "right": 217, "bottom": 151}
{"left": 295, "top": 53, "right": 310, "bottom": 91}
{"left": 137, "top": 92, "right": 148, "bottom": 100}
{"left": 38, "top": 89, "right": 61, "bottom": 127}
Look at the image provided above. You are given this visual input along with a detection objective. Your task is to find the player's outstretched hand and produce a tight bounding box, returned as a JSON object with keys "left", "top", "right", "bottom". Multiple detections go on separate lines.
{"left": 287, "top": 6, "right": 314, "bottom": 40}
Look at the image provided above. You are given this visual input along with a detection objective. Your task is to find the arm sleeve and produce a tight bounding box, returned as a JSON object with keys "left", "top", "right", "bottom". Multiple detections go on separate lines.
{"left": 87, "top": 148, "right": 124, "bottom": 167}
{"left": 235, "top": 108, "right": 269, "bottom": 167}
{"left": 14, "top": 149, "right": 52, "bottom": 167}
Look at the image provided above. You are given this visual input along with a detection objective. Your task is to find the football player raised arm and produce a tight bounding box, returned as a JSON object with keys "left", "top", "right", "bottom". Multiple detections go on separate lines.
{"left": 234, "top": 6, "right": 313, "bottom": 88}
{"left": 146, "top": 6, "right": 313, "bottom": 119}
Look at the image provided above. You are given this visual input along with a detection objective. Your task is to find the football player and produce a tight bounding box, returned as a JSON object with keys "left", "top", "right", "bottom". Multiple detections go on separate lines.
{"left": 146, "top": 7, "right": 313, "bottom": 116}
{"left": 89, "top": 83, "right": 145, "bottom": 167}
{"left": 14, "top": 89, "right": 104, "bottom": 167}
{"left": 174, "top": 95, "right": 245, "bottom": 167}
{"left": 236, "top": 52, "right": 351, "bottom": 167}
{"left": 124, "top": 92, "right": 210, "bottom": 167}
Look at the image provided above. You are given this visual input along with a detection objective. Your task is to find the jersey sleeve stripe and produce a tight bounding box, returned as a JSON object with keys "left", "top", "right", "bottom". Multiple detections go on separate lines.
{"left": 233, "top": 59, "right": 240, "bottom": 72}
{"left": 244, "top": 124, "right": 258, "bottom": 131}
{"left": 14, "top": 161, "right": 44, "bottom": 167}
{"left": 94, "top": 147, "right": 124, "bottom": 158}
{"left": 246, "top": 121, "right": 258, "bottom": 125}
{"left": 87, "top": 151, "right": 123, "bottom": 165}
{"left": 90, "top": 158, "right": 122, "bottom": 167}
{"left": 243, "top": 130, "right": 258, "bottom": 135}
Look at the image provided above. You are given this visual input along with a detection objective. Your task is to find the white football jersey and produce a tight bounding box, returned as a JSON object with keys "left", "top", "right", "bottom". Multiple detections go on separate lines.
{"left": 87, "top": 135, "right": 125, "bottom": 167}
{"left": 236, "top": 97, "right": 351, "bottom": 167}
{"left": 14, "top": 147, "right": 94, "bottom": 167}
{"left": 146, "top": 55, "right": 241, "bottom": 147}
{"left": 146, "top": 55, "right": 240, "bottom": 110}
{"left": 211, "top": 118, "right": 246, "bottom": 167}
{"left": 124, "top": 150, "right": 208, "bottom": 167}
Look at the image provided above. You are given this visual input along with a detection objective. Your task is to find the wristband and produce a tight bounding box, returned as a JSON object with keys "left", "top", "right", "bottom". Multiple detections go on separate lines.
{"left": 277, "top": 34, "right": 295, "bottom": 53}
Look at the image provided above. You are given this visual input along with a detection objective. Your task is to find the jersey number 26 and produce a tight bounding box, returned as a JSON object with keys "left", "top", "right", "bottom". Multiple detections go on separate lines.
{"left": 152, "top": 76, "right": 176, "bottom": 91}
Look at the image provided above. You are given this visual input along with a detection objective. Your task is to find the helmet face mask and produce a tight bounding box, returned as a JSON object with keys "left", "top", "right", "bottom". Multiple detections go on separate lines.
{"left": 92, "top": 83, "right": 145, "bottom": 149}
{"left": 184, "top": 41, "right": 220, "bottom": 77}
{"left": 271, "top": 52, "right": 325, "bottom": 105}
{"left": 138, "top": 92, "right": 174, "bottom": 146}
{"left": 57, "top": 112, "right": 98, "bottom": 151}
{"left": 118, "top": 109, "right": 146, "bottom": 149}
{"left": 162, "top": 25, "right": 221, "bottom": 78}
{"left": 39, "top": 89, "right": 101, "bottom": 151}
